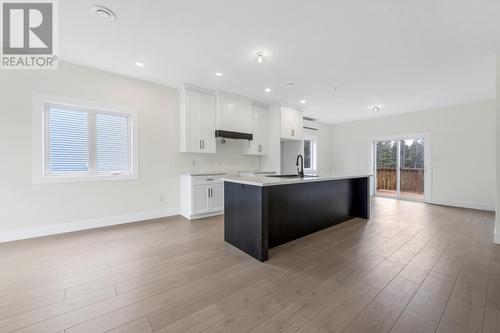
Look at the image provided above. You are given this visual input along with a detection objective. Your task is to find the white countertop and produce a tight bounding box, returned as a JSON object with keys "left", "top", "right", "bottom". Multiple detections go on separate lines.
{"left": 188, "top": 172, "right": 227, "bottom": 176}
{"left": 221, "top": 173, "right": 372, "bottom": 187}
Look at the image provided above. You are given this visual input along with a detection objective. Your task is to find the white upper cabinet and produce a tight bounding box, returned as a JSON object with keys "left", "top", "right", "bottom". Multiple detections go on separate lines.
{"left": 243, "top": 103, "right": 269, "bottom": 155}
{"left": 179, "top": 84, "right": 216, "bottom": 153}
{"left": 281, "top": 106, "right": 303, "bottom": 140}
{"left": 217, "top": 91, "right": 252, "bottom": 133}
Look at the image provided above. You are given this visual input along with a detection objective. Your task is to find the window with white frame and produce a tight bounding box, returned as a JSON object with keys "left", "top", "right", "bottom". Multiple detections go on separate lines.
{"left": 33, "top": 94, "right": 138, "bottom": 183}
{"left": 303, "top": 139, "right": 317, "bottom": 172}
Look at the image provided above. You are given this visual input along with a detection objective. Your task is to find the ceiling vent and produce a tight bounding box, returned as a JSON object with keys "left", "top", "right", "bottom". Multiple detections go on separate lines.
{"left": 91, "top": 5, "right": 116, "bottom": 22}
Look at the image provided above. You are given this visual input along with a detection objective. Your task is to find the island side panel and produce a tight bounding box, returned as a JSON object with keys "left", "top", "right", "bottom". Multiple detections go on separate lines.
{"left": 224, "top": 182, "right": 268, "bottom": 262}
{"left": 350, "top": 176, "right": 371, "bottom": 219}
{"left": 265, "top": 178, "right": 370, "bottom": 249}
{"left": 265, "top": 179, "right": 351, "bottom": 248}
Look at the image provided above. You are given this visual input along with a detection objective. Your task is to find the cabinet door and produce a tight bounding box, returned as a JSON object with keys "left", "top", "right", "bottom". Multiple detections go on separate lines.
{"left": 209, "top": 185, "right": 224, "bottom": 211}
{"left": 244, "top": 104, "right": 268, "bottom": 155}
{"left": 258, "top": 106, "right": 268, "bottom": 154}
{"left": 248, "top": 105, "right": 260, "bottom": 155}
{"left": 185, "top": 89, "right": 203, "bottom": 152}
{"left": 200, "top": 93, "right": 216, "bottom": 153}
{"left": 281, "top": 107, "right": 303, "bottom": 140}
{"left": 192, "top": 185, "right": 209, "bottom": 214}
{"left": 291, "top": 109, "right": 303, "bottom": 139}
{"left": 280, "top": 107, "right": 293, "bottom": 139}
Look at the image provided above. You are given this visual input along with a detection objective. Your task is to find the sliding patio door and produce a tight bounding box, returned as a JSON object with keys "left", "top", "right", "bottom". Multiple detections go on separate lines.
{"left": 375, "top": 140, "right": 398, "bottom": 197}
{"left": 374, "top": 135, "right": 429, "bottom": 201}
{"left": 399, "top": 137, "right": 425, "bottom": 199}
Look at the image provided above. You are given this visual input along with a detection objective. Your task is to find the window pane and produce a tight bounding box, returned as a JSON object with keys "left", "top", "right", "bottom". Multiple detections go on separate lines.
{"left": 304, "top": 140, "right": 311, "bottom": 169}
{"left": 96, "top": 113, "right": 130, "bottom": 173}
{"left": 400, "top": 137, "right": 424, "bottom": 169}
{"left": 375, "top": 140, "right": 397, "bottom": 195}
{"left": 400, "top": 137, "right": 425, "bottom": 197}
{"left": 48, "top": 108, "right": 89, "bottom": 173}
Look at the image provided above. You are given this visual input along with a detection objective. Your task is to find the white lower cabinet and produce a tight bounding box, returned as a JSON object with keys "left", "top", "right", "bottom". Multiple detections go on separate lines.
{"left": 181, "top": 174, "right": 224, "bottom": 220}
{"left": 210, "top": 185, "right": 224, "bottom": 211}
{"left": 192, "top": 186, "right": 210, "bottom": 214}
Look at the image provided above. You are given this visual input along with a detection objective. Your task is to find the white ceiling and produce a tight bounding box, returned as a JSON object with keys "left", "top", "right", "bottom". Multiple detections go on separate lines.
{"left": 59, "top": 0, "right": 500, "bottom": 124}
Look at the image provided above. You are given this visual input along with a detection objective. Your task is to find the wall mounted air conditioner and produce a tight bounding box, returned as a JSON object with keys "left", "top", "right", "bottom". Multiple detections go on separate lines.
{"left": 303, "top": 117, "right": 319, "bottom": 131}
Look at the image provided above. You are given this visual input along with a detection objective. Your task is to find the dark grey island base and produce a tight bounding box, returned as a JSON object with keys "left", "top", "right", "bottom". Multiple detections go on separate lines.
{"left": 223, "top": 175, "right": 371, "bottom": 262}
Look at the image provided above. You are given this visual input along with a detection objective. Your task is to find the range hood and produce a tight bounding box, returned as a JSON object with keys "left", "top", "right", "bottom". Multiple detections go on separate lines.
{"left": 215, "top": 130, "right": 253, "bottom": 141}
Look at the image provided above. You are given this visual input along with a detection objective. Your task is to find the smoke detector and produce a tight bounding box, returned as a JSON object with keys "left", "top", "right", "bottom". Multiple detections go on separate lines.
{"left": 91, "top": 5, "right": 116, "bottom": 22}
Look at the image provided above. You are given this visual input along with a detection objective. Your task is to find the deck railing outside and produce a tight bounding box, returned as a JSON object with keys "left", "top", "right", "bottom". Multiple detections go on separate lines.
{"left": 376, "top": 168, "right": 424, "bottom": 194}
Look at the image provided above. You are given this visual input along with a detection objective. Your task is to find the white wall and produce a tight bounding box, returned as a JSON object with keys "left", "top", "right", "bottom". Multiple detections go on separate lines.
{"left": 313, "top": 123, "right": 333, "bottom": 174}
{"left": 496, "top": 55, "right": 500, "bottom": 244}
{"left": 330, "top": 102, "right": 496, "bottom": 211}
{"left": 0, "top": 62, "right": 260, "bottom": 238}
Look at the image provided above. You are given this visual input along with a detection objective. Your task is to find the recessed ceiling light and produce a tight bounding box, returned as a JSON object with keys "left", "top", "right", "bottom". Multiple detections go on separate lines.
{"left": 215, "top": 72, "right": 223, "bottom": 77}
{"left": 300, "top": 99, "right": 307, "bottom": 104}
{"left": 256, "top": 51, "right": 264, "bottom": 63}
{"left": 285, "top": 82, "right": 295, "bottom": 87}
{"left": 265, "top": 88, "right": 271, "bottom": 93}
{"left": 372, "top": 105, "right": 380, "bottom": 112}
{"left": 91, "top": 5, "right": 116, "bottom": 22}
{"left": 135, "top": 61, "right": 144, "bottom": 67}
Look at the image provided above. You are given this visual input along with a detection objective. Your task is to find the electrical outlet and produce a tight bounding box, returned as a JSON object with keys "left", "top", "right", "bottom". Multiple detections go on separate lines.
{"left": 192, "top": 160, "right": 196, "bottom": 166}
{"left": 159, "top": 195, "right": 165, "bottom": 202}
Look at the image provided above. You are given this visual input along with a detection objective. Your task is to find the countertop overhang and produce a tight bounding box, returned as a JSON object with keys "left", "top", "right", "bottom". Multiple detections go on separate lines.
{"left": 221, "top": 173, "right": 373, "bottom": 187}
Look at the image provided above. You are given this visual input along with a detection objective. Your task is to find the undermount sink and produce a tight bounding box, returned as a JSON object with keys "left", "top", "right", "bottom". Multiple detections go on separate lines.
{"left": 266, "top": 174, "right": 301, "bottom": 178}
{"left": 266, "top": 174, "right": 319, "bottom": 179}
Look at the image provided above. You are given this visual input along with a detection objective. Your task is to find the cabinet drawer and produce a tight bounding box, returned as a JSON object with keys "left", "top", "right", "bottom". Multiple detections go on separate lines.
{"left": 192, "top": 175, "right": 224, "bottom": 186}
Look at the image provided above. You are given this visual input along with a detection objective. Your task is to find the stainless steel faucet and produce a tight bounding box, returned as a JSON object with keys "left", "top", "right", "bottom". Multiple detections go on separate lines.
{"left": 296, "top": 154, "right": 304, "bottom": 177}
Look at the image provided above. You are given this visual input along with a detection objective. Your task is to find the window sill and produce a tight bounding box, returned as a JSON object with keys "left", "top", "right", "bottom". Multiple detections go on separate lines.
{"left": 33, "top": 174, "right": 138, "bottom": 184}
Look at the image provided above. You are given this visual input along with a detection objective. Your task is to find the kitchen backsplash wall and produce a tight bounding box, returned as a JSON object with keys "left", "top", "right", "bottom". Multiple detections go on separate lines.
{"left": 177, "top": 139, "right": 260, "bottom": 174}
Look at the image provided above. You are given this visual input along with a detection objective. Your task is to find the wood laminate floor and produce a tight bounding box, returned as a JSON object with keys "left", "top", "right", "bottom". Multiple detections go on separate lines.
{"left": 0, "top": 197, "right": 499, "bottom": 333}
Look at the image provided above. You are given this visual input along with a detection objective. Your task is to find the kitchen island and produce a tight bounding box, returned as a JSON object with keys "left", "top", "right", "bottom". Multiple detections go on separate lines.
{"left": 222, "top": 174, "right": 371, "bottom": 261}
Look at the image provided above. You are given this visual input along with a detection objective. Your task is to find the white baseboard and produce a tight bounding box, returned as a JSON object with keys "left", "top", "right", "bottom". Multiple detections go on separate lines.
{"left": 374, "top": 195, "right": 495, "bottom": 212}
{"left": 429, "top": 199, "right": 495, "bottom": 212}
{"left": 0, "top": 208, "right": 180, "bottom": 243}
{"left": 182, "top": 210, "right": 223, "bottom": 220}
